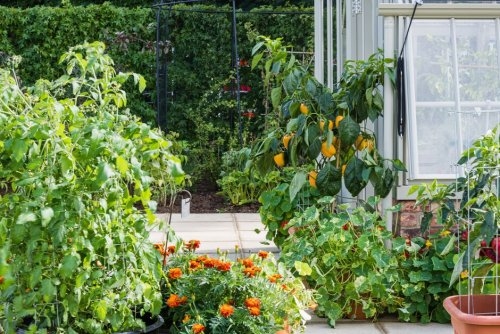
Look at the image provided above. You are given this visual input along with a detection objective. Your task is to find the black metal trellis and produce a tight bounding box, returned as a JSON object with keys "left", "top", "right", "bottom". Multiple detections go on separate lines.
{"left": 152, "top": 0, "right": 243, "bottom": 142}
{"left": 152, "top": 1, "right": 314, "bottom": 143}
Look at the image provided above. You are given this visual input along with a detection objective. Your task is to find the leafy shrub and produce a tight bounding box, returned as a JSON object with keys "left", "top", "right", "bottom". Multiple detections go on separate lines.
{"left": 0, "top": 41, "right": 184, "bottom": 333}
{"left": 393, "top": 232, "right": 457, "bottom": 323}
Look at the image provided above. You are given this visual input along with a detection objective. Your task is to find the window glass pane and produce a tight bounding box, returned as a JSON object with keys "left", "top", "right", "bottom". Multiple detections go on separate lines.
{"left": 415, "top": 107, "right": 458, "bottom": 175}
{"left": 412, "top": 21, "right": 454, "bottom": 102}
{"left": 408, "top": 19, "right": 500, "bottom": 179}
{"left": 456, "top": 21, "right": 499, "bottom": 103}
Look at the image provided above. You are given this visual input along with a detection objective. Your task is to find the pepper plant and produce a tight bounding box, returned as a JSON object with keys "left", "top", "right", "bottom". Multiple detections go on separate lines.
{"left": 250, "top": 36, "right": 405, "bottom": 202}
{"left": 0, "top": 42, "right": 184, "bottom": 333}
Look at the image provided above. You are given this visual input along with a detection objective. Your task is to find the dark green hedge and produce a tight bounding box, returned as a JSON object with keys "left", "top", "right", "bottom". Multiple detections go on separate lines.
{"left": 0, "top": 1, "right": 312, "bottom": 10}
{"left": 0, "top": 3, "right": 314, "bottom": 185}
{"left": 0, "top": 3, "right": 313, "bottom": 125}
{"left": 0, "top": 3, "right": 158, "bottom": 122}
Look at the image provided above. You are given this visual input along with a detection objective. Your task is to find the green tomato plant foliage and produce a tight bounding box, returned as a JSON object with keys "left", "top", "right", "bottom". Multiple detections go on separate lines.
{"left": 250, "top": 36, "right": 406, "bottom": 203}
{"left": 0, "top": 41, "right": 184, "bottom": 333}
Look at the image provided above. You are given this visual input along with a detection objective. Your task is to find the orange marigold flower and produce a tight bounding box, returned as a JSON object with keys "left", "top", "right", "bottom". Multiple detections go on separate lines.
{"left": 166, "top": 294, "right": 187, "bottom": 308}
{"left": 243, "top": 266, "right": 262, "bottom": 277}
{"left": 182, "top": 314, "right": 191, "bottom": 324}
{"left": 243, "top": 267, "right": 255, "bottom": 277}
{"left": 192, "top": 323, "right": 205, "bottom": 334}
{"left": 240, "top": 258, "right": 254, "bottom": 268}
{"left": 268, "top": 274, "right": 282, "bottom": 283}
{"left": 248, "top": 306, "right": 261, "bottom": 316}
{"left": 216, "top": 261, "right": 232, "bottom": 272}
{"left": 153, "top": 243, "right": 167, "bottom": 256}
{"left": 168, "top": 267, "right": 183, "bottom": 280}
{"left": 244, "top": 297, "right": 261, "bottom": 308}
{"left": 203, "top": 257, "right": 217, "bottom": 268}
{"left": 219, "top": 304, "right": 234, "bottom": 318}
{"left": 185, "top": 240, "right": 201, "bottom": 250}
{"left": 258, "top": 250, "right": 269, "bottom": 259}
{"left": 189, "top": 260, "right": 201, "bottom": 270}
{"left": 167, "top": 245, "right": 176, "bottom": 254}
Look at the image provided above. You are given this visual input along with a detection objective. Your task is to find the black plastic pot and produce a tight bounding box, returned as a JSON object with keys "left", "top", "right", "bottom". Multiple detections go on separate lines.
{"left": 115, "top": 315, "right": 165, "bottom": 334}
{"left": 16, "top": 315, "right": 165, "bottom": 334}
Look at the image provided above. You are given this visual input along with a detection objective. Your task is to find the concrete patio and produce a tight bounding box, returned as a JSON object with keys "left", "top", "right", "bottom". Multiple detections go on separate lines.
{"left": 150, "top": 213, "right": 453, "bottom": 334}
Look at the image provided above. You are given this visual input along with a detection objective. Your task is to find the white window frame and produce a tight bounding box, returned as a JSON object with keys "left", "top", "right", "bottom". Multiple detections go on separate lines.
{"left": 379, "top": 3, "right": 500, "bottom": 199}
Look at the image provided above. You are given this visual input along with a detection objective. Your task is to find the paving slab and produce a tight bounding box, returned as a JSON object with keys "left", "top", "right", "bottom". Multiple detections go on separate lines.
{"left": 380, "top": 321, "right": 453, "bottom": 333}
{"left": 304, "top": 317, "right": 453, "bottom": 333}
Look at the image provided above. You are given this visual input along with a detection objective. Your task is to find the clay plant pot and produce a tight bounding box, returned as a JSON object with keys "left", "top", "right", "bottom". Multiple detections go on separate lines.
{"left": 346, "top": 301, "right": 367, "bottom": 320}
{"left": 443, "top": 295, "right": 500, "bottom": 334}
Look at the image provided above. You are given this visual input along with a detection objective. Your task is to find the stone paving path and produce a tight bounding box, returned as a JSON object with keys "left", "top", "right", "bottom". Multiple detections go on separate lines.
{"left": 150, "top": 213, "right": 453, "bottom": 334}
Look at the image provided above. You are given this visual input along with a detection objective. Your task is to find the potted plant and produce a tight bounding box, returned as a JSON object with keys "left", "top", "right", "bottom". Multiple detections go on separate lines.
{"left": 0, "top": 42, "right": 184, "bottom": 333}
{"left": 160, "top": 237, "right": 315, "bottom": 334}
{"left": 277, "top": 196, "right": 406, "bottom": 327}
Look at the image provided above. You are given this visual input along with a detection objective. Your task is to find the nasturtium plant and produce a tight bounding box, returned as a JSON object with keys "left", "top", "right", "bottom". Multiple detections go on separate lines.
{"left": 250, "top": 36, "right": 406, "bottom": 202}
{"left": 0, "top": 42, "right": 184, "bottom": 333}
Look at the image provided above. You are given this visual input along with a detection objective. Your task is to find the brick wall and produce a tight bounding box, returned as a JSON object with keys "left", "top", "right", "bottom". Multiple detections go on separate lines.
{"left": 395, "top": 200, "right": 446, "bottom": 237}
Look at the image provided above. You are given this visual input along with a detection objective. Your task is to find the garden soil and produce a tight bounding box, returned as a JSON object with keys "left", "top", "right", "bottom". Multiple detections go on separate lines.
{"left": 156, "top": 180, "right": 260, "bottom": 214}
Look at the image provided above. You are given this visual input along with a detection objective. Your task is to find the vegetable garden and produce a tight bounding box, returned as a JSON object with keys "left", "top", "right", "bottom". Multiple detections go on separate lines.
{"left": 0, "top": 1, "right": 498, "bottom": 333}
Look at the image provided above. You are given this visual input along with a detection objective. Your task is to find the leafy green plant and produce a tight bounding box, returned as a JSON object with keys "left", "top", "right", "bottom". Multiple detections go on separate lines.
{"left": 393, "top": 231, "right": 458, "bottom": 323}
{"left": 160, "top": 239, "right": 315, "bottom": 334}
{"left": 409, "top": 125, "right": 499, "bottom": 291}
{"left": 278, "top": 196, "right": 406, "bottom": 327}
{"left": 217, "top": 148, "right": 282, "bottom": 205}
{"left": 249, "top": 37, "right": 405, "bottom": 203}
{"left": 399, "top": 126, "right": 499, "bottom": 322}
{"left": 0, "top": 41, "right": 184, "bottom": 333}
{"left": 258, "top": 167, "right": 321, "bottom": 248}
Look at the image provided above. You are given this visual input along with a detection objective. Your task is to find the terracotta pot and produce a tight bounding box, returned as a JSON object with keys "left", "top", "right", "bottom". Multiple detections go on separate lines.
{"left": 444, "top": 295, "right": 500, "bottom": 334}
{"left": 346, "top": 301, "right": 367, "bottom": 320}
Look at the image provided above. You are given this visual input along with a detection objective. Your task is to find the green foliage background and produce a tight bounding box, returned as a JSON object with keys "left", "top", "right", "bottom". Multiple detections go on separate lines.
{"left": 0, "top": 1, "right": 312, "bottom": 9}
{"left": 0, "top": 2, "right": 314, "bottom": 187}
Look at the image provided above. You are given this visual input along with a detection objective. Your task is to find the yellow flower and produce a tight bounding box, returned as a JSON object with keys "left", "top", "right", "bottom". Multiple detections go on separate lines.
{"left": 440, "top": 230, "right": 451, "bottom": 237}
{"left": 460, "top": 270, "right": 469, "bottom": 279}
{"left": 425, "top": 240, "right": 432, "bottom": 248}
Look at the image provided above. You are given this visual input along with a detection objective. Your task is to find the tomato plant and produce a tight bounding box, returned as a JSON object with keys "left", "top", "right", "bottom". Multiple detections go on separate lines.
{"left": 0, "top": 42, "right": 184, "bottom": 333}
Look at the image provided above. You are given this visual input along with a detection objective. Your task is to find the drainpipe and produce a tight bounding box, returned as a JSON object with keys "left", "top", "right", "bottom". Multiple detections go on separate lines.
{"left": 326, "top": 0, "right": 334, "bottom": 89}
{"left": 383, "top": 15, "right": 396, "bottom": 237}
{"left": 314, "top": 0, "right": 324, "bottom": 83}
